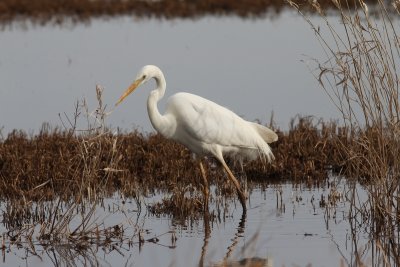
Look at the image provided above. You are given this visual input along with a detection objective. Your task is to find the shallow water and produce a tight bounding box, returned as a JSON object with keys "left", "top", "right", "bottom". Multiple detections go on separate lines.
{"left": 0, "top": 179, "right": 371, "bottom": 267}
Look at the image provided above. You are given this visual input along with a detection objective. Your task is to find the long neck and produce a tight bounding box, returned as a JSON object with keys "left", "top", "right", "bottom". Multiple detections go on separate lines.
{"left": 147, "top": 72, "right": 174, "bottom": 137}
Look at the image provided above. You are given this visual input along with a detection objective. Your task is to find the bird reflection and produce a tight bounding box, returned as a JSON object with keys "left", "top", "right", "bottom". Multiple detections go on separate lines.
{"left": 199, "top": 208, "right": 247, "bottom": 267}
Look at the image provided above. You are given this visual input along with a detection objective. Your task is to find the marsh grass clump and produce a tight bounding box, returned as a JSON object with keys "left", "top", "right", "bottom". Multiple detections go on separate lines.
{"left": 289, "top": 0, "right": 400, "bottom": 264}
{"left": 0, "top": 116, "right": 345, "bottom": 202}
{"left": 0, "top": 111, "right": 354, "bottom": 229}
{"left": 147, "top": 184, "right": 204, "bottom": 221}
{"left": 263, "top": 117, "right": 347, "bottom": 184}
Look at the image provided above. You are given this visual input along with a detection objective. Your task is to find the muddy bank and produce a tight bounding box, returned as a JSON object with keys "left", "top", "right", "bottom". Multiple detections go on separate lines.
{"left": 0, "top": 0, "right": 379, "bottom": 23}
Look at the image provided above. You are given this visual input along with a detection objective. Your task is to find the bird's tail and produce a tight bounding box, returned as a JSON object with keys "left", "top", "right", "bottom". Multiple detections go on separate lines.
{"left": 257, "top": 140, "right": 275, "bottom": 163}
{"left": 251, "top": 122, "right": 278, "bottom": 163}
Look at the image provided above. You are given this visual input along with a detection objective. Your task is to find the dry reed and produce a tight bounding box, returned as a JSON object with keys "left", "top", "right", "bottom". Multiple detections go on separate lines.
{"left": 0, "top": 0, "right": 381, "bottom": 24}
{"left": 288, "top": 0, "right": 400, "bottom": 265}
{"left": 0, "top": 116, "right": 347, "bottom": 202}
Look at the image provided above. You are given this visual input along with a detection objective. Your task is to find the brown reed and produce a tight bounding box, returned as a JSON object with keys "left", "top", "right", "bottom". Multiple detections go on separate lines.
{"left": 0, "top": 0, "right": 380, "bottom": 24}
{"left": 288, "top": 0, "right": 400, "bottom": 265}
{"left": 0, "top": 116, "right": 347, "bottom": 203}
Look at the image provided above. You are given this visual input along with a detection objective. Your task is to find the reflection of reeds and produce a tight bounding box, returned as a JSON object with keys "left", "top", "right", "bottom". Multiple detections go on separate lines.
{"left": 289, "top": 0, "right": 400, "bottom": 265}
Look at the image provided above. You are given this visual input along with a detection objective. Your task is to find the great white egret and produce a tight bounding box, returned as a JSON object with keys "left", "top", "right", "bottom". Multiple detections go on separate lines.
{"left": 115, "top": 65, "right": 278, "bottom": 212}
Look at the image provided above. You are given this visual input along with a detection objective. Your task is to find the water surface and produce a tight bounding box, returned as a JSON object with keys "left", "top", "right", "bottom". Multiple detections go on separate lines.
{"left": 0, "top": 180, "right": 370, "bottom": 267}
{"left": 0, "top": 12, "right": 340, "bottom": 134}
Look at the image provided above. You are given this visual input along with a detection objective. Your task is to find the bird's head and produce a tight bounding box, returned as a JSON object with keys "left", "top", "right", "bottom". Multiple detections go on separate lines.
{"left": 115, "top": 65, "right": 160, "bottom": 106}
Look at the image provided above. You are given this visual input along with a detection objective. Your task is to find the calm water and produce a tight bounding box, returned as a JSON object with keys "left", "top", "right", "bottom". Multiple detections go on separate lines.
{"left": 0, "top": 180, "right": 370, "bottom": 267}
{"left": 0, "top": 11, "right": 340, "bottom": 134}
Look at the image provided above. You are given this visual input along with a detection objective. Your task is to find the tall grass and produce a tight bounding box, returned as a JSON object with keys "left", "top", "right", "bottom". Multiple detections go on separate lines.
{"left": 288, "top": 0, "right": 400, "bottom": 265}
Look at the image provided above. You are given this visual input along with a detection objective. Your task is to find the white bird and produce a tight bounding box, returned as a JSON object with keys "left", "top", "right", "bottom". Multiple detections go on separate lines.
{"left": 115, "top": 65, "right": 278, "bottom": 212}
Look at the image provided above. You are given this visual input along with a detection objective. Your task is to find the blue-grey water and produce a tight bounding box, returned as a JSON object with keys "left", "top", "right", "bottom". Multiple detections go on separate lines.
{"left": 0, "top": 11, "right": 340, "bottom": 134}
{"left": 0, "top": 180, "right": 370, "bottom": 267}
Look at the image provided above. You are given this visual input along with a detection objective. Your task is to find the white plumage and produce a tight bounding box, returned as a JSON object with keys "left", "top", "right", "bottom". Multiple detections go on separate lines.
{"left": 116, "top": 65, "right": 277, "bottom": 212}
{"left": 166, "top": 92, "right": 276, "bottom": 162}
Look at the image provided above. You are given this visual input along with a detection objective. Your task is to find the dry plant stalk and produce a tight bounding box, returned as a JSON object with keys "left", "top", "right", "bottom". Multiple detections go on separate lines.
{"left": 288, "top": 0, "right": 400, "bottom": 265}
{"left": 0, "top": 85, "right": 141, "bottom": 259}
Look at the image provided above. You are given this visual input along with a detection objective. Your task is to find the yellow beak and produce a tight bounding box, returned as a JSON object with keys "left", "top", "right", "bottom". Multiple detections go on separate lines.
{"left": 115, "top": 78, "right": 143, "bottom": 106}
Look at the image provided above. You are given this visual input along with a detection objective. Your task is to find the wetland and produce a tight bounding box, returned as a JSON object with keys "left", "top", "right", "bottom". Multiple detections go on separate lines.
{"left": 1, "top": 1, "right": 400, "bottom": 266}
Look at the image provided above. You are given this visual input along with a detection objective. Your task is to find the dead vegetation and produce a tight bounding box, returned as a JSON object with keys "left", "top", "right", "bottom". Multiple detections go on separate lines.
{"left": 0, "top": 0, "right": 382, "bottom": 24}
{"left": 0, "top": 116, "right": 350, "bottom": 203}
{"left": 289, "top": 0, "right": 400, "bottom": 265}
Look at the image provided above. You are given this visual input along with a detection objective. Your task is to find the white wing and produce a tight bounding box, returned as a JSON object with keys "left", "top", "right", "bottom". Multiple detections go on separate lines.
{"left": 165, "top": 92, "right": 277, "bottom": 161}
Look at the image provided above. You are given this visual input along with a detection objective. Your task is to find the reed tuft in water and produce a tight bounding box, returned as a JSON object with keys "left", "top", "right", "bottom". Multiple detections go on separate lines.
{"left": 288, "top": 0, "right": 400, "bottom": 265}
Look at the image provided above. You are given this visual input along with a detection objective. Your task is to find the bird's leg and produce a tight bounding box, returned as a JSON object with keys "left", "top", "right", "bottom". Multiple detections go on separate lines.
{"left": 199, "top": 200, "right": 211, "bottom": 267}
{"left": 199, "top": 161, "right": 209, "bottom": 210}
{"left": 220, "top": 160, "right": 247, "bottom": 212}
{"left": 199, "top": 161, "right": 211, "bottom": 267}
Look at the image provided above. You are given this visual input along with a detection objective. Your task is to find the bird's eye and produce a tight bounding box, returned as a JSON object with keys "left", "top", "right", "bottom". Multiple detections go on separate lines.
{"left": 142, "top": 75, "right": 147, "bottom": 80}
